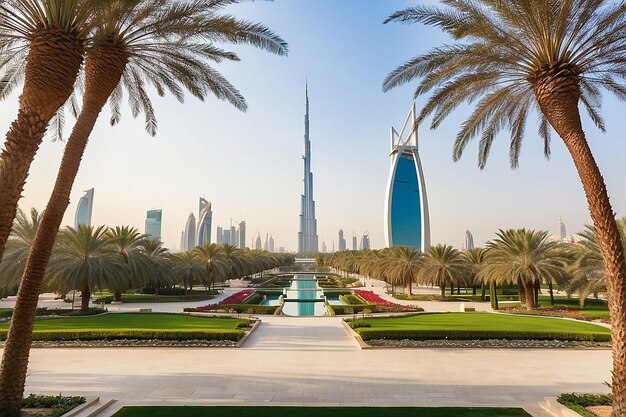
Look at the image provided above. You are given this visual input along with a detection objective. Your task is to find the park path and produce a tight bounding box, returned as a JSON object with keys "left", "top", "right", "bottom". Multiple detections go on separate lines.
{"left": 243, "top": 316, "right": 360, "bottom": 350}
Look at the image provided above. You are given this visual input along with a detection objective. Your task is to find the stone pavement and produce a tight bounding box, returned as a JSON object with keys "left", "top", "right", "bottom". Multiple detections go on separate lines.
{"left": 10, "top": 315, "right": 612, "bottom": 417}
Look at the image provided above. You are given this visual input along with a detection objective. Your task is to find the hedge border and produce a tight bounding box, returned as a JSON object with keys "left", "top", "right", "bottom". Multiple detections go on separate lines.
{"left": 0, "top": 329, "right": 244, "bottom": 342}
{"left": 355, "top": 329, "right": 611, "bottom": 342}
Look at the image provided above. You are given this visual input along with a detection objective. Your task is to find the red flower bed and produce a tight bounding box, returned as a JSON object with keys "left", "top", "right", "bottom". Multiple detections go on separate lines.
{"left": 193, "top": 290, "right": 255, "bottom": 311}
{"left": 354, "top": 290, "right": 414, "bottom": 311}
{"left": 501, "top": 306, "right": 607, "bottom": 322}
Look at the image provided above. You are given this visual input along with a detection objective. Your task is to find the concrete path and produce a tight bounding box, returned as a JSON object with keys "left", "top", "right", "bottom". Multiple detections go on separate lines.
{"left": 14, "top": 341, "right": 610, "bottom": 417}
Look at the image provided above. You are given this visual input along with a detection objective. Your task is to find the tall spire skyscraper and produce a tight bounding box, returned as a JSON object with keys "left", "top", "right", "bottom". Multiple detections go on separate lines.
{"left": 298, "top": 82, "right": 319, "bottom": 253}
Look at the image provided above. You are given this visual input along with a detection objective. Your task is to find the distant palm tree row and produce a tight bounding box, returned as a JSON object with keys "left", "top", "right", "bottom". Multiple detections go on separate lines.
{"left": 0, "top": 208, "right": 295, "bottom": 312}
{"left": 317, "top": 220, "right": 626, "bottom": 312}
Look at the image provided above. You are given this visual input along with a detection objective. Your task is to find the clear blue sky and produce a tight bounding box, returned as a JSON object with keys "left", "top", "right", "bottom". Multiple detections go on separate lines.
{"left": 2, "top": 0, "right": 625, "bottom": 252}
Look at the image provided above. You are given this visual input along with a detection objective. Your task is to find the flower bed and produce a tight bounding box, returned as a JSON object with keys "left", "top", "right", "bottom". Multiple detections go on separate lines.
{"left": 188, "top": 290, "right": 271, "bottom": 313}
{"left": 354, "top": 290, "right": 418, "bottom": 311}
{"left": 501, "top": 306, "right": 609, "bottom": 323}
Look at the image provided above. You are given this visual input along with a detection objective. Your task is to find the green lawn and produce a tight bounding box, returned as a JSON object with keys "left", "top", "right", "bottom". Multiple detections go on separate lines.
{"left": 112, "top": 406, "right": 531, "bottom": 417}
{"left": 354, "top": 312, "right": 610, "bottom": 342}
{"left": 0, "top": 313, "right": 246, "bottom": 342}
{"left": 538, "top": 296, "right": 610, "bottom": 320}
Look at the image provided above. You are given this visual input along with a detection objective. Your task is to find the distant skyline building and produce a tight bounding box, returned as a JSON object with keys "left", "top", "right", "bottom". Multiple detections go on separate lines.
{"left": 216, "top": 226, "right": 224, "bottom": 244}
{"left": 197, "top": 198, "right": 212, "bottom": 246}
{"left": 223, "top": 229, "right": 231, "bottom": 246}
{"left": 255, "top": 234, "right": 262, "bottom": 250}
{"left": 182, "top": 213, "right": 196, "bottom": 251}
{"left": 361, "top": 233, "right": 370, "bottom": 250}
{"left": 559, "top": 218, "right": 567, "bottom": 240}
{"left": 352, "top": 235, "right": 357, "bottom": 251}
{"left": 322, "top": 241, "right": 327, "bottom": 253}
{"left": 269, "top": 235, "right": 275, "bottom": 253}
{"left": 297, "top": 83, "right": 319, "bottom": 253}
{"left": 230, "top": 225, "right": 238, "bottom": 247}
{"left": 145, "top": 209, "right": 162, "bottom": 240}
{"left": 338, "top": 229, "right": 346, "bottom": 252}
{"left": 239, "top": 221, "right": 246, "bottom": 249}
{"left": 465, "top": 230, "right": 474, "bottom": 251}
{"left": 384, "top": 103, "right": 430, "bottom": 251}
{"left": 74, "top": 188, "right": 94, "bottom": 228}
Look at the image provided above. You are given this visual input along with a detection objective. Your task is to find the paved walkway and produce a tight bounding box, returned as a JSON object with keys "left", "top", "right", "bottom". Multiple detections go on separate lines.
{"left": 9, "top": 315, "right": 611, "bottom": 417}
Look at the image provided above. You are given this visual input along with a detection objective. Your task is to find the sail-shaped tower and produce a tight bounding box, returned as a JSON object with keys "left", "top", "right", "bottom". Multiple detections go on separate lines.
{"left": 297, "top": 83, "right": 319, "bottom": 253}
{"left": 384, "top": 103, "right": 430, "bottom": 251}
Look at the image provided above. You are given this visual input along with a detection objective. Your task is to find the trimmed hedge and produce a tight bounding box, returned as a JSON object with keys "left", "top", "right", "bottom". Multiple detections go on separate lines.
{"left": 22, "top": 394, "right": 86, "bottom": 417}
{"left": 330, "top": 304, "right": 376, "bottom": 315}
{"left": 340, "top": 294, "right": 366, "bottom": 305}
{"left": 185, "top": 304, "right": 278, "bottom": 315}
{"left": 242, "top": 293, "right": 264, "bottom": 305}
{"left": 355, "top": 328, "right": 611, "bottom": 342}
{"left": 0, "top": 329, "right": 244, "bottom": 342}
{"left": 557, "top": 393, "right": 612, "bottom": 417}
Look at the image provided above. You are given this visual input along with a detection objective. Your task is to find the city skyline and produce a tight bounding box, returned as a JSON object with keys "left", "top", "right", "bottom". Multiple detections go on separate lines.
{"left": 5, "top": 0, "right": 625, "bottom": 252}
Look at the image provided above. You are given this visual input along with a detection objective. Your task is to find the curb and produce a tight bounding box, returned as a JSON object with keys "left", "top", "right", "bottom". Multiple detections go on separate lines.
{"left": 236, "top": 319, "right": 261, "bottom": 348}
{"left": 60, "top": 396, "right": 100, "bottom": 417}
{"left": 538, "top": 397, "right": 584, "bottom": 417}
{"left": 340, "top": 319, "right": 370, "bottom": 349}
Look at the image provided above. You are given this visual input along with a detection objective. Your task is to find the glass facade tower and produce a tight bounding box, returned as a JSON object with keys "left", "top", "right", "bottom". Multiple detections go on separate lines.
{"left": 197, "top": 198, "right": 212, "bottom": 246}
{"left": 74, "top": 188, "right": 94, "bottom": 228}
{"left": 384, "top": 103, "right": 430, "bottom": 251}
{"left": 145, "top": 209, "right": 162, "bottom": 240}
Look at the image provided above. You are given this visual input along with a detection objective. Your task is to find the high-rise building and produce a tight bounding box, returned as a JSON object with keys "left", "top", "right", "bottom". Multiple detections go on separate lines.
{"left": 223, "top": 229, "right": 231, "bottom": 246}
{"left": 384, "top": 103, "right": 430, "bottom": 250}
{"left": 230, "top": 225, "right": 238, "bottom": 247}
{"left": 255, "top": 234, "right": 262, "bottom": 250}
{"left": 268, "top": 235, "right": 275, "bottom": 253}
{"left": 74, "top": 188, "right": 94, "bottom": 228}
{"left": 338, "top": 229, "right": 346, "bottom": 251}
{"left": 361, "top": 233, "right": 370, "bottom": 250}
{"left": 322, "top": 241, "right": 327, "bottom": 253}
{"left": 180, "top": 231, "right": 184, "bottom": 252}
{"left": 297, "top": 83, "right": 319, "bottom": 253}
{"left": 216, "top": 226, "right": 223, "bottom": 244}
{"left": 145, "top": 209, "right": 162, "bottom": 240}
{"left": 465, "top": 230, "right": 475, "bottom": 251}
{"left": 352, "top": 235, "right": 357, "bottom": 251}
{"left": 197, "top": 198, "right": 212, "bottom": 246}
{"left": 559, "top": 218, "right": 567, "bottom": 240}
{"left": 183, "top": 213, "right": 196, "bottom": 251}
{"left": 239, "top": 221, "right": 246, "bottom": 249}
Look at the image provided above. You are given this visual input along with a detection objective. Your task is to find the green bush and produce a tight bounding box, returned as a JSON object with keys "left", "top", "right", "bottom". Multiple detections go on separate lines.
{"left": 22, "top": 394, "right": 86, "bottom": 417}
{"left": 340, "top": 294, "right": 366, "bottom": 305}
{"left": 0, "top": 329, "right": 244, "bottom": 342}
{"left": 350, "top": 321, "right": 371, "bottom": 329}
{"left": 185, "top": 304, "right": 278, "bottom": 315}
{"left": 142, "top": 287, "right": 217, "bottom": 296}
{"left": 331, "top": 304, "right": 377, "bottom": 315}
{"left": 558, "top": 393, "right": 612, "bottom": 407}
{"left": 355, "top": 329, "right": 611, "bottom": 342}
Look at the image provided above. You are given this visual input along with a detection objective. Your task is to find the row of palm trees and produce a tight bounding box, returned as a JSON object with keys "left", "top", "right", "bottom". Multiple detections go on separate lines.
{"left": 318, "top": 221, "right": 626, "bottom": 312}
{"left": 0, "top": 1, "right": 287, "bottom": 413}
{"left": 0, "top": 208, "right": 295, "bottom": 312}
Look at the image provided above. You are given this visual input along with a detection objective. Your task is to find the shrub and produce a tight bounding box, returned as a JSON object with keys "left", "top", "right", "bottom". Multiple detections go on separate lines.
{"left": 330, "top": 304, "right": 376, "bottom": 315}
{"left": 355, "top": 328, "right": 611, "bottom": 342}
{"left": 350, "top": 320, "right": 371, "bottom": 329}
{"left": 185, "top": 304, "right": 278, "bottom": 315}
{"left": 557, "top": 393, "right": 612, "bottom": 417}
{"left": 340, "top": 294, "right": 365, "bottom": 305}
{"left": 22, "top": 394, "right": 86, "bottom": 417}
{"left": 0, "top": 329, "right": 244, "bottom": 342}
{"left": 242, "top": 293, "right": 264, "bottom": 305}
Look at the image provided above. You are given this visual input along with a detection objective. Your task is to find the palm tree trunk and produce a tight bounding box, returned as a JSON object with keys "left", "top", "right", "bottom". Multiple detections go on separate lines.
{"left": 450, "top": 282, "right": 454, "bottom": 296}
{"left": 0, "top": 41, "right": 126, "bottom": 416}
{"left": 440, "top": 284, "right": 446, "bottom": 299}
{"left": 517, "top": 279, "right": 526, "bottom": 304}
{"left": 81, "top": 287, "right": 91, "bottom": 312}
{"left": 0, "top": 30, "right": 84, "bottom": 271}
{"left": 481, "top": 283, "right": 486, "bottom": 301}
{"left": 548, "top": 281, "right": 555, "bottom": 306}
{"left": 114, "top": 291, "right": 123, "bottom": 303}
{"left": 524, "top": 283, "right": 535, "bottom": 311}
{"left": 536, "top": 83, "right": 626, "bottom": 415}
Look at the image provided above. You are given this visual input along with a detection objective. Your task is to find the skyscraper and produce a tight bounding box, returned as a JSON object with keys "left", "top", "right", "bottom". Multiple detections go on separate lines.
{"left": 197, "top": 198, "right": 212, "bottom": 246}
{"left": 338, "top": 229, "right": 346, "bottom": 251}
{"left": 465, "top": 230, "right": 475, "bottom": 251}
{"left": 384, "top": 103, "right": 431, "bottom": 251}
{"left": 145, "top": 209, "right": 162, "bottom": 240}
{"left": 255, "top": 234, "right": 262, "bottom": 250}
{"left": 322, "top": 241, "right": 327, "bottom": 253}
{"left": 297, "top": 83, "right": 319, "bottom": 253}
{"left": 239, "top": 221, "right": 246, "bottom": 249}
{"left": 269, "top": 235, "right": 275, "bottom": 253}
{"left": 352, "top": 235, "right": 357, "bottom": 251}
{"left": 361, "top": 233, "right": 370, "bottom": 250}
{"left": 183, "top": 213, "right": 196, "bottom": 251}
{"left": 216, "top": 226, "right": 223, "bottom": 244}
{"left": 223, "top": 229, "right": 231, "bottom": 246}
{"left": 559, "top": 218, "right": 567, "bottom": 240}
{"left": 74, "top": 188, "right": 94, "bottom": 228}
{"left": 230, "top": 225, "right": 238, "bottom": 247}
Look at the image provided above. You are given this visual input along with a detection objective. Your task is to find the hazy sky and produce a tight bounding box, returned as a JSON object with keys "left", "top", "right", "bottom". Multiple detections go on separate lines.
{"left": 2, "top": 0, "right": 625, "bottom": 252}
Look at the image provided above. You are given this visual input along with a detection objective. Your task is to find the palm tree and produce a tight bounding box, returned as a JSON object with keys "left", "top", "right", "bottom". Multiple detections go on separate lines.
{"left": 383, "top": 3, "right": 626, "bottom": 411}
{"left": 171, "top": 251, "right": 205, "bottom": 298}
{"left": 138, "top": 238, "right": 174, "bottom": 301}
{"left": 480, "top": 229, "right": 565, "bottom": 310}
{"left": 0, "top": 0, "right": 112, "bottom": 267}
{"left": 379, "top": 246, "right": 424, "bottom": 296}
{"left": 416, "top": 244, "right": 466, "bottom": 298}
{"left": 0, "top": 2, "right": 286, "bottom": 412}
{"left": 106, "top": 226, "right": 147, "bottom": 302}
{"left": 0, "top": 208, "right": 43, "bottom": 291}
{"left": 193, "top": 243, "right": 226, "bottom": 291}
{"left": 463, "top": 247, "right": 488, "bottom": 299}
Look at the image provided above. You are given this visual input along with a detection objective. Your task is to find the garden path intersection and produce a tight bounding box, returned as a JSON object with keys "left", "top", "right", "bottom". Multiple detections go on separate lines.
{"left": 3, "top": 315, "right": 612, "bottom": 417}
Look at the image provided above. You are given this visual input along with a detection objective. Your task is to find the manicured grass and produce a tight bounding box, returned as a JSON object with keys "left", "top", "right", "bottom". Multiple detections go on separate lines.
{"left": 0, "top": 313, "right": 246, "bottom": 341}
{"left": 112, "top": 406, "right": 532, "bottom": 417}
{"left": 354, "top": 312, "right": 610, "bottom": 342}
{"left": 538, "top": 296, "right": 610, "bottom": 320}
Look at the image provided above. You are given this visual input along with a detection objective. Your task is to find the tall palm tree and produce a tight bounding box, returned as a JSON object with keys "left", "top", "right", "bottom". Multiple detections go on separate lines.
{"left": 416, "top": 244, "right": 466, "bottom": 298}
{"left": 379, "top": 246, "right": 424, "bottom": 296}
{"left": 106, "top": 226, "right": 148, "bottom": 302}
{"left": 44, "top": 225, "right": 126, "bottom": 311}
{"left": 0, "top": 2, "right": 287, "bottom": 412}
{"left": 383, "top": 2, "right": 626, "bottom": 411}
{"left": 171, "top": 251, "right": 205, "bottom": 297}
{"left": 463, "top": 247, "right": 488, "bottom": 299}
{"left": 0, "top": 0, "right": 113, "bottom": 267}
{"left": 0, "top": 208, "right": 43, "bottom": 290}
{"left": 193, "top": 243, "right": 226, "bottom": 291}
{"left": 138, "top": 238, "right": 174, "bottom": 300}
{"left": 481, "top": 229, "right": 565, "bottom": 310}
